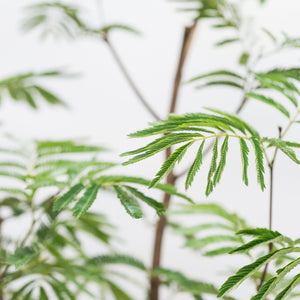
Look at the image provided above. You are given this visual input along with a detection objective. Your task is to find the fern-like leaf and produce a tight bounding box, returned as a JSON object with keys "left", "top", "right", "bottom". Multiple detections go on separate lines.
{"left": 150, "top": 141, "right": 193, "bottom": 187}
{"left": 251, "top": 137, "right": 265, "bottom": 190}
{"left": 53, "top": 183, "right": 84, "bottom": 212}
{"left": 72, "top": 184, "right": 100, "bottom": 218}
{"left": 113, "top": 186, "right": 143, "bottom": 219}
{"left": 185, "top": 141, "right": 205, "bottom": 189}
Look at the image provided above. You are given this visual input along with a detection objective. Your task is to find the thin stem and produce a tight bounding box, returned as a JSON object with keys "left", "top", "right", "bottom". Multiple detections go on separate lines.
{"left": 272, "top": 108, "right": 300, "bottom": 163}
{"left": 257, "top": 165, "right": 274, "bottom": 290}
{"left": 258, "top": 125, "right": 286, "bottom": 290}
{"left": 268, "top": 165, "right": 274, "bottom": 231}
{"left": 103, "top": 35, "right": 161, "bottom": 121}
{"left": 149, "top": 22, "right": 197, "bottom": 300}
{"left": 0, "top": 192, "right": 58, "bottom": 288}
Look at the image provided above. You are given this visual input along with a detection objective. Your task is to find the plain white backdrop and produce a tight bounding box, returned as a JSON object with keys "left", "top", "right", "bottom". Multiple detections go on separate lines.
{"left": 1, "top": 0, "right": 300, "bottom": 299}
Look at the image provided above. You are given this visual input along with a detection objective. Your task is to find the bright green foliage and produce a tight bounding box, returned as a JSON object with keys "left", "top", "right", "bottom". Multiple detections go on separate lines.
{"left": 123, "top": 109, "right": 286, "bottom": 194}
{"left": 4, "top": 246, "right": 39, "bottom": 268}
{"left": 188, "top": 67, "right": 300, "bottom": 119}
{"left": 171, "top": 0, "right": 241, "bottom": 33}
{"left": 168, "top": 203, "right": 247, "bottom": 256}
{"left": 239, "top": 138, "right": 249, "bottom": 185}
{"left": 72, "top": 184, "right": 101, "bottom": 217}
{"left": 10, "top": 1, "right": 300, "bottom": 300}
{"left": 213, "top": 136, "right": 229, "bottom": 186}
{"left": 53, "top": 183, "right": 85, "bottom": 211}
{"left": 23, "top": 2, "right": 139, "bottom": 40}
{"left": 152, "top": 267, "right": 235, "bottom": 300}
{"left": 250, "top": 137, "right": 266, "bottom": 190}
{"left": 264, "top": 138, "right": 300, "bottom": 164}
{"left": 23, "top": 2, "right": 88, "bottom": 38}
{"left": 185, "top": 140, "right": 205, "bottom": 189}
{"left": 113, "top": 186, "right": 143, "bottom": 219}
{"left": 0, "top": 189, "right": 145, "bottom": 300}
{"left": 0, "top": 139, "right": 187, "bottom": 219}
{"left": 150, "top": 141, "right": 193, "bottom": 188}
{"left": 218, "top": 229, "right": 300, "bottom": 299}
{"left": 246, "top": 93, "right": 290, "bottom": 118}
{"left": 0, "top": 70, "right": 66, "bottom": 108}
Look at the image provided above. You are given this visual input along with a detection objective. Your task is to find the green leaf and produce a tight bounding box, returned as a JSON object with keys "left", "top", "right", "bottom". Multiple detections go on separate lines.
{"left": 187, "top": 70, "right": 243, "bottom": 83}
{"left": 252, "top": 257, "right": 300, "bottom": 300}
{"left": 108, "top": 281, "right": 133, "bottom": 300}
{"left": 239, "top": 138, "right": 249, "bottom": 186}
{"left": 251, "top": 137, "right": 265, "bottom": 190}
{"left": 100, "top": 24, "right": 140, "bottom": 35}
{"left": 123, "top": 186, "right": 164, "bottom": 214}
{"left": 230, "top": 230, "right": 282, "bottom": 253}
{"left": 27, "top": 180, "right": 68, "bottom": 190}
{"left": 113, "top": 186, "right": 143, "bottom": 219}
{"left": 150, "top": 141, "right": 193, "bottom": 188}
{"left": 275, "top": 273, "right": 300, "bottom": 300}
{"left": 91, "top": 254, "right": 146, "bottom": 270}
{"left": 264, "top": 138, "right": 300, "bottom": 164}
{"left": 185, "top": 235, "right": 242, "bottom": 249}
{"left": 213, "top": 136, "right": 229, "bottom": 186}
{"left": 185, "top": 140, "right": 205, "bottom": 189}
{"left": 239, "top": 52, "right": 250, "bottom": 66}
{"left": 196, "top": 80, "right": 243, "bottom": 90}
{"left": 218, "top": 247, "right": 300, "bottom": 297}
{"left": 95, "top": 175, "right": 193, "bottom": 203}
{"left": 53, "top": 183, "right": 85, "bottom": 211}
{"left": 204, "top": 247, "right": 237, "bottom": 257}
{"left": 255, "top": 74, "right": 298, "bottom": 107}
{"left": 11, "top": 280, "right": 35, "bottom": 300}
{"left": 40, "top": 287, "right": 49, "bottom": 300}
{"left": 72, "top": 184, "right": 100, "bottom": 217}
{"left": 215, "top": 38, "right": 239, "bottom": 46}
{"left": 246, "top": 93, "right": 290, "bottom": 118}
{"left": 6, "top": 246, "right": 38, "bottom": 268}
{"left": 206, "top": 137, "right": 218, "bottom": 196}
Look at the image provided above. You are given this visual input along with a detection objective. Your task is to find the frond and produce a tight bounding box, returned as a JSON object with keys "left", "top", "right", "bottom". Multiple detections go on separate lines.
{"left": 168, "top": 203, "right": 248, "bottom": 256}
{"left": 123, "top": 109, "right": 267, "bottom": 194}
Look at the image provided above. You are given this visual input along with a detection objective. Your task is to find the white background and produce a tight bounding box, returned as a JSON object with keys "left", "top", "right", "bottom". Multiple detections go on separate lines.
{"left": 0, "top": 0, "right": 300, "bottom": 299}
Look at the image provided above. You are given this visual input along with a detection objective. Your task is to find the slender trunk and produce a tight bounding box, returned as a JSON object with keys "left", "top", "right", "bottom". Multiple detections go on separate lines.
{"left": 149, "top": 23, "right": 197, "bottom": 300}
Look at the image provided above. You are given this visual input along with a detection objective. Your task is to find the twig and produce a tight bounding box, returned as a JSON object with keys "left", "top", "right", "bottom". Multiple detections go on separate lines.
{"left": 103, "top": 35, "right": 161, "bottom": 121}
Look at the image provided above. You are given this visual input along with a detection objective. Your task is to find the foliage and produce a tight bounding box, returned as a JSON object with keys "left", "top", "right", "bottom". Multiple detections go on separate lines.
{"left": 0, "top": 139, "right": 150, "bottom": 299}
{"left": 0, "top": 70, "right": 66, "bottom": 109}
{"left": 122, "top": 108, "right": 300, "bottom": 194}
{"left": 218, "top": 229, "right": 300, "bottom": 299}
{"left": 1, "top": 0, "right": 299, "bottom": 299}
{"left": 168, "top": 203, "right": 248, "bottom": 256}
{"left": 22, "top": 2, "right": 139, "bottom": 40}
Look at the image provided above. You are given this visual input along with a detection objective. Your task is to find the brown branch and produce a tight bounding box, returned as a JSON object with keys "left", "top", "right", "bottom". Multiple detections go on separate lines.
{"left": 103, "top": 35, "right": 161, "bottom": 121}
{"left": 149, "top": 22, "right": 197, "bottom": 300}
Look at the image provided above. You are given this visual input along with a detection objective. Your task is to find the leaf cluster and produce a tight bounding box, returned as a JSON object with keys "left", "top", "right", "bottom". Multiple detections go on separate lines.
{"left": 218, "top": 228, "right": 300, "bottom": 299}
{"left": 0, "top": 70, "right": 66, "bottom": 109}
{"left": 168, "top": 203, "right": 248, "bottom": 257}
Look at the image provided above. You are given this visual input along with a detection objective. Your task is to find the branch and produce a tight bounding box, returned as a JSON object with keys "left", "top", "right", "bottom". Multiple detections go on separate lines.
{"left": 150, "top": 22, "right": 197, "bottom": 300}
{"left": 103, "top": 35, "right": 161, "bottom": 121}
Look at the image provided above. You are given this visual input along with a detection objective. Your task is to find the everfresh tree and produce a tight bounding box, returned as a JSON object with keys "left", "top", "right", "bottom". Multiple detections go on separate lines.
{"left": 1, "top": 0, "right": 300, "bottom": 299}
